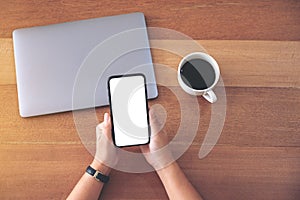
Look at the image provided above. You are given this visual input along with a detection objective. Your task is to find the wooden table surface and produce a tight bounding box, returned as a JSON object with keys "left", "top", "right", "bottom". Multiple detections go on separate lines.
{"left": 0, "top": 1, "right": 299, "bottom": 199}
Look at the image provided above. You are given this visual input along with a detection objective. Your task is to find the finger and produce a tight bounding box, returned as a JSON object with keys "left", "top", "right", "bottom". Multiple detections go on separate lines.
{"left": 139, "top": 143, "right": 149, "bottom": 154}
{"left": 96, "top": 122, "right": 104, "bottom": 139}
{"left": 102, "top": 113, "right": 112, "bottom": 140}
{"left": 149, "top": 109, "right": 161, "bottom": 137}
{"left": 103, "top": 113, "right": 109, "bottom": 127}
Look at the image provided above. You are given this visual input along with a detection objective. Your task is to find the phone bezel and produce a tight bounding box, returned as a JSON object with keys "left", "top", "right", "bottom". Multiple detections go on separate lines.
{"left": 107, "top": 73, "right": 151, "bottom": 148}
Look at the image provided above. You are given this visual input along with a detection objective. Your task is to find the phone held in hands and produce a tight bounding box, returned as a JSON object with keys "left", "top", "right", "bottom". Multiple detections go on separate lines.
{"left": 108, "top": 74, "right": 151, "bottom": 147}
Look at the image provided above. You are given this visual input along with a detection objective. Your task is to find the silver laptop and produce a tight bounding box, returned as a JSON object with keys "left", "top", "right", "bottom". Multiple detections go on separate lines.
{"left": 13, "top": 12, "right": 158, "bottom": 117}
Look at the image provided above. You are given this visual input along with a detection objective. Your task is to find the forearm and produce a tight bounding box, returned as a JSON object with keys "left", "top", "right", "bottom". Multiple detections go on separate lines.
{"left": 157, "top": 162, "right": 203, "bottom": 200}
{"left": 67, "top": 160, "right": 111, "bottom": 200}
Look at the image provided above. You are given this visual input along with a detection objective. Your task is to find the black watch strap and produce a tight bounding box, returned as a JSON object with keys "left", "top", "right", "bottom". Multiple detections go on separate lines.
{"left": 86, "top": 165, "right": 109, "bottom": 183}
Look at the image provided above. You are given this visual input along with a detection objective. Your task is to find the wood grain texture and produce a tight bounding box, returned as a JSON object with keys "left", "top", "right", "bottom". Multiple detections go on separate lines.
{"left": 0, "top": 0, "right": 299, "bottom": 40}
{"left": 0, "top": 85, "right": 299, "bottom": 147}
{"left": 0, "top": 1, "right": 300, "bottom": 199}
{"left": 150, "top": 40, "right": 300, "bottom": 88}
{"left": 1, "top": 39, "right": 300, "bottom": 87}
{"left": 0, "top": 84, "right": 299, "bottom": 199}
{"left": 0, "top": 145, "right": 299, "bottom": 200}
{"left": 0, "top": 39, "right": 15, "bottom": 85}
{"left": 0, "top": 39, "right": 299, "bottom": 199}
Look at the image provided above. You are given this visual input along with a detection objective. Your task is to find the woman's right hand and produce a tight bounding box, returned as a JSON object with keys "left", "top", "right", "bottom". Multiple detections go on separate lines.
{"left": 140, "top": 108, "right": 174, "bottom": 170}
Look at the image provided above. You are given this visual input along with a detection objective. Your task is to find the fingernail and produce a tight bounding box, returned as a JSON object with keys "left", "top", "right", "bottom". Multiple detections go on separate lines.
{"left": 104, "top": 113, "right": 108, "bottom": 125}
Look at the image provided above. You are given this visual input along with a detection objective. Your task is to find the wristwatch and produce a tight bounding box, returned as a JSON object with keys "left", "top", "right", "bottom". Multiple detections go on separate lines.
{"left": 86, "top": 165, "right": 110, "bottom": 183}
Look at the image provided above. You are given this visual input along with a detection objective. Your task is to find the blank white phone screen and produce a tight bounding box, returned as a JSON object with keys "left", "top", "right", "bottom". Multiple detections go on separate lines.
{"left": 109, "top": 75, "right": 149, "bottom": 147}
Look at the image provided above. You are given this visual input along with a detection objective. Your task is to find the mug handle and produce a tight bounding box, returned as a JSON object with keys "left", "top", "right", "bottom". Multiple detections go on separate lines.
{"left": 203, "top": 90, "right": 217, "bottom": 103}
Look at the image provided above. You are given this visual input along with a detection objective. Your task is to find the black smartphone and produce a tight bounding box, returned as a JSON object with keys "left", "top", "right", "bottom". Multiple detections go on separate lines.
{"left": 108, "top": 73, "right": 151, "bottom": 147}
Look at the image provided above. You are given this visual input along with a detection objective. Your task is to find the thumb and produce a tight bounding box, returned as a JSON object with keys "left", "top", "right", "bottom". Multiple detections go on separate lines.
{"left": 102, "top": 113, "right": 112, "bottom": 140}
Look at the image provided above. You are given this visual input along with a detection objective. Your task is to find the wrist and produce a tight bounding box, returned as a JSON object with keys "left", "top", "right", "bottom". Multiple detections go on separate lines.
{"left": 146, "top": 148, "right": 175, "bottom": 171}
{"left": 156, "top": 161, "right": 178, "bottom": 175}
{"left": 90, "top": 159, "right": 111, "bottom": 175}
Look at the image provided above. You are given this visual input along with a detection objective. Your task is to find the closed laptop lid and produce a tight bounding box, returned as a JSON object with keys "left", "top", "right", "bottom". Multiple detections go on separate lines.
{"left": 13, "top": 12, "right": 158, "bottom": 117}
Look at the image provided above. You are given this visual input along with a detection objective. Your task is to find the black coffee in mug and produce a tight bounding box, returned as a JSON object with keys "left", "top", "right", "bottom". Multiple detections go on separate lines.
{"left": 180, "top": 58, "right": 216, "bottom": 90}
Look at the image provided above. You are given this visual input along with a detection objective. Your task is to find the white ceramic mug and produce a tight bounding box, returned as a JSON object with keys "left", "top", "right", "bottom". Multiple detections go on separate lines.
{"left": 177, "top": 52, "right": 220, "bottom": 103}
